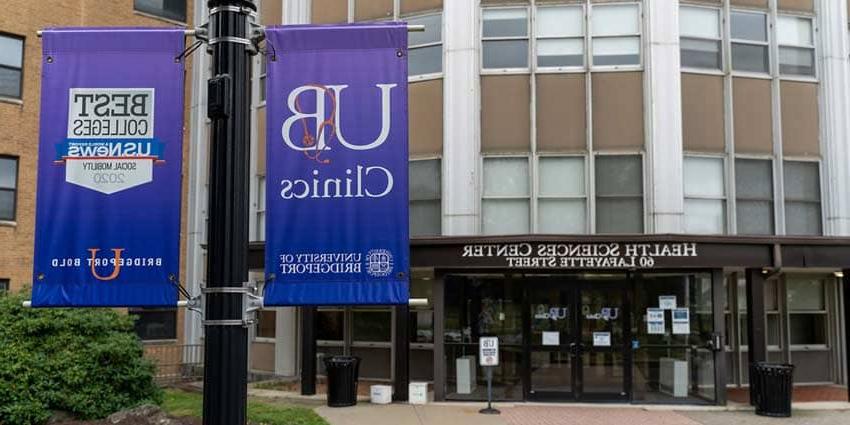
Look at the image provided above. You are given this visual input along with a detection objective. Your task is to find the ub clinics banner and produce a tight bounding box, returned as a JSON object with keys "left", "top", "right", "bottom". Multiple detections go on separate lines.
{"left": 32, "top": 29, "right": 185, "bottom": 307}
{"left": 263, "top": 24, "right": 409, "bottom": 305}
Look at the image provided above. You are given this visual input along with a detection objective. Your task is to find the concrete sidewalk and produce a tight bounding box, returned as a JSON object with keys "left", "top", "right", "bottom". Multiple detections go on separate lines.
{"left": 315, "top": 402, "right": 850, "bottom": 425}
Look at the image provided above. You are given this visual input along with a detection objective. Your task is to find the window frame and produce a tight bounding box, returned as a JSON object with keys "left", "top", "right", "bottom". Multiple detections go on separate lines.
{"left": 588, "top": 2, "right": 643, "bottom": 71}
{"left": 480, "top": 6, "right": 532, "bottom": 73}
{"left": 679, "top": 4, "right": 723, "bottom": 72}
{"left": 683, "top": 154, "right": 727, "bottom": 235}
{"left": 729, "top": 9, "right": 771, "bottom": 76}
{"left": 593, "top": 152, "right": 645, "bottom": 234}
{"left": 734, "top": 156, "right": 775, "bottom": 235}
{"left": 0, "top": 155, "right": 19, "bottom": 222}
{"left": 129, "top": 308, "right": 178, "bottom": 342}
{"left": 533, "top": 3, "right": 587, "bottom": 73}
{"left": 133, "top": 0, "right": 188, "bottom": 24}
{"left": 481, "top": 154, "right": 532, "bottom": 235}
{"left": 256, "top": 175, "right": 266, "bottom": 241}
{"left": 776, "top": 14, "right": 817, "bottom": 80}
{"left": 407, "top": 11, "right": 444, "bottom": 81}
{"left": 782, "top": 158, "right": 823, "bottom": 236}
{"left": 786, "top": 275, "right": 829, "bottom": 350}
{"left": 0, "top": 32, "right": 24, "bottom": 101}
{"left": 254, "top": 308, "right": 276, "bottom": 341}
{"left": 0, "top": 278, "right": 8, "bottom": 294}
{"left": 409, "top": 157, "right": 443, "bottom": 237}
{"left": 534, "top": 153, "right": 589, "bottom": 234}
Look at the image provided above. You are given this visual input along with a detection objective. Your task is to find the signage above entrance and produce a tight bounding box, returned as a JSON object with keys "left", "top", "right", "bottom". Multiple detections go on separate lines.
{"left": 460, "top": 242, "right": 697, "bottom": 270}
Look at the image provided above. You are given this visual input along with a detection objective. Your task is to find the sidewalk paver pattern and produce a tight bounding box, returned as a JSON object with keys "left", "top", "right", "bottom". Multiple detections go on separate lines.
{"left": 503, "top": 406, "right": 699, "bottom": 425}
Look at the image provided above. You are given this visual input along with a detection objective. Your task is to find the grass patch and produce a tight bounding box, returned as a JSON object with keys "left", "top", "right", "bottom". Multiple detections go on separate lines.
{"left": 163, "top": 389, "right": 328, "bottom": 425}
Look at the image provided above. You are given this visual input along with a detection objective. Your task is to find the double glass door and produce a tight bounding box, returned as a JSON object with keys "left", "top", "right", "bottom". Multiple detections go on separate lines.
{"left": 527, "top": 278, "right": 630, "bottom": 401}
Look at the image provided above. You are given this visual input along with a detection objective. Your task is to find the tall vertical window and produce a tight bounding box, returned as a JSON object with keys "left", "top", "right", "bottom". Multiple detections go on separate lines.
{"left": 537, "top": 156, "right": 586, "bottom": 233}
{"left": 684, "top": 156, "right": 726, "bottom": 234}
{"left": 482, "top": 157, "right": 530, "bottom": 235}
{"left": 134, "top": 0, "right": 187, "bottom": 22}
{"left": 409, "top": 159, "right": 441, "bottom": 236}
{"left": 0, "top": 278, "right": 8, "bottom": 294}
{"left": 730, "top": 11, "right": 769, "bottom": 73}
{"left": 535, "top": 6, "right": 584, "bottom": 68}
{"left": 777, "top": 16, "right": 815, "bottom": 77}
{"left": 408, "top": 13, "right": 443, "bottom": 76}
{"left": 481, "top": 8, "right": 529, "bottom": 69}
{"left": 0, "top": 34, "right": 23, "bottom": 99}
{"left": 591, "top": 4, "right": 641, "bottom": 67}
{"left": 787, "top": 276, "right": 827, "bottom": 346}
{"left": 256, "top": 310, "right": 276, "bottom": 339}
{"left": 595, "top": 155, "right": 643, "bottom": 233}
{"left": 0, "top": 156, "right": 18, "bottom": 221}
{"left": 679, "top": 6, "right": 721, "bottom": 70}
{"left": 735, "top": 158, "right": 774, "bottom": 235}
{"left": 784, "top": 161, "right": 821, "bottom": 235}
{"left": 259, "top": 54, "right": 267, "bottom": 103}
{"left": 256, "top": 176, "right": 266, "bottom": 241}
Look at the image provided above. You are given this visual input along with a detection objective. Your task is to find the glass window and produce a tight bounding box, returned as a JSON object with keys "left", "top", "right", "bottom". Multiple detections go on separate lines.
{"left": 483, "top": 157, "right": 530, "bottom": 234}
{"left": 256, "top": 176, "right": 265, "bottom": 241}
{"left": 0, "top": 157, "right": 17, "bottom": 221}
{"left": 684, "top": 157, "right": 725, "bottom": 234}
{"left": 352, "top": 309, "right": 392, "bottom": 342}
{"left": 408, "top": 13, "right": 443, "bottom": 76}
{"left": 0, "top": 278, "right": 8, "bottom": 294}
{"left": 134, "top": 0, "right": 187, "bottom": 22}
{"left": 536, "top": 6, "right": 584, "bottom": 68}
{"left": 731, "top": 11, "right": 769, "bottom": 73}
{"left": 680, "top": 6, "right": 721, "bottom": 70}
{"left": 0, "top": 34, "right": 23, "bottom": 99}
{"left": 537, "top": 156, "right": 586, "bottom": 233}
{"left": 317, "top": 309, "right": 345, "bottom": 341}
{"left": 777, "top": 16, "right": 815, "bottom": 77}
{"left": 784, "top": 161, "right": 821, "bottom": 235}
{"left": 259, "top": 54, "right": 267, "bottom": 103}
{"left": 595, "top": 155, "right": 643, "bottom": 233}
{"left": 735, "top": 159, "right": 774, "bottom": 235}
{"left": 256, "top": 310, "right": 276, "bottom": 339}
{"left": 482, "top": 8, "right": 529, "bottom": 69}
{"left": 410, "top": 159, "right": 442, "bottom": 236}
{"left": 787, "top": 276, "right": 825, "bottom": 311}
{"left": 130, "top": 308, "right": 177, "bottom": 340}
{"left": 591, "top": 4, "right": 640, "bottom": 67}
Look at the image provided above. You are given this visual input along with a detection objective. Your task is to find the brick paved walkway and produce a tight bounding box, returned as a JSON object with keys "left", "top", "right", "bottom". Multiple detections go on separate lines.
{"left": 728, "top": 385, "right": 848, "bottom": 404}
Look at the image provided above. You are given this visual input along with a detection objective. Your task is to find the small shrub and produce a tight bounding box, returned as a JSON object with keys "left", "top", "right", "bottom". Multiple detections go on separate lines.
{"left": 0, "top": 289, "right": 162, "bottom": 424}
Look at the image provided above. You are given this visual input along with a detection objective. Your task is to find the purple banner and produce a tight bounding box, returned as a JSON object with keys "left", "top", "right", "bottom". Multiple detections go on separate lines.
{"left": 32, "top": 28, "right": 185, "bottom": 307}
{"left": 263, "top": 23, "right": 409, "bottom": 305}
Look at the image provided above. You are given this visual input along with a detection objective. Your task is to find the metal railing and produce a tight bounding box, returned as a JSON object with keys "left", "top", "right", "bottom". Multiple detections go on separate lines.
{"left": 143, "top": 344, "right": 204, "bottom": 383}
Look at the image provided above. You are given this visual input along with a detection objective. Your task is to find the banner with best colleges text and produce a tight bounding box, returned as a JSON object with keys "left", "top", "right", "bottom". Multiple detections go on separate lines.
{"left": 263, "top": 23, "right": 409, "bottom": 305}
{"left": 32, "top": 28, "right": 185, "bottom": 307}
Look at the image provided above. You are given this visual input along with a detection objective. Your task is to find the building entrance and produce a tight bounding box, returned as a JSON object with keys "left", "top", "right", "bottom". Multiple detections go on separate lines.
{"left": 527, "top": 276, "right": 631, "bottom": 402}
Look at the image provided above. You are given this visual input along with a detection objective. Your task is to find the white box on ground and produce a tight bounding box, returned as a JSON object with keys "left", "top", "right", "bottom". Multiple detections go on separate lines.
{"left": 370, "top": 385, "right": 392, "bottom": 404}
{"left": 456, "top": 355, "right": 477, "bottom": 394}
{"left": 659, "top": 357, "right": 688, "bottom": 397}
{"left": 409, "top": 382, "right": 429, "bottom": 405}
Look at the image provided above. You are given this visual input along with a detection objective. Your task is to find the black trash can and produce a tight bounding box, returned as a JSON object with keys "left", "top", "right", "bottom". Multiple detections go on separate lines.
{"left": 323, "top": 356, "right": 361, "bottom": 407}
{"left": 751, "top": 362, "right": 795, "bottom": 417}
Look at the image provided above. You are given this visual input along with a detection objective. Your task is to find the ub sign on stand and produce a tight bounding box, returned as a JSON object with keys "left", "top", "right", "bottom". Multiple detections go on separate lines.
{"left": 32, "top": 29, "right": 185, "bottom": 307}
{"left": 480, "top": 337, "right": 499, "bottom": 367}
{"left": 263, "top": 24, "right": 409, "bottom": 306}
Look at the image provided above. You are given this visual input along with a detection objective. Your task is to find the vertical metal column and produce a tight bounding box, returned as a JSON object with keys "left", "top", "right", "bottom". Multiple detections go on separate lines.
{"left": 301, "top": 306, "right": 317, "bottom": 395}
{"left": 202, "top": 1, "right": 255, "bottom": 425}
{"left": 711, "top": 269, "right": 728, "bottom": 405}
{"left": 843, "top": 269, "right": 850, "bottom": 402}
{"left": 745, "top": 269, "right": 768, "bottom": 365}
{"left": 393, "top": 304, "right": 410, "bottom": 401}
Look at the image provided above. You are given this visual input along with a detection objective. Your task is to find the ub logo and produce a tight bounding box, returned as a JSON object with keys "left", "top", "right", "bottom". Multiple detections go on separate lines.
{"left": 366, "top": 249, "right": 393, "bottom": 277}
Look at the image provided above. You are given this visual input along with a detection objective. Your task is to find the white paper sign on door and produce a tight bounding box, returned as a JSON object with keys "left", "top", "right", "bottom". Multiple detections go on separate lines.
{"left": 593, "top": 332, "right": 611, "bottom": 347}
{"left": 647, "top": 308, "right": 665, "bottom": 334}
{"left": 479, "top": 336, "right": 499, "bottom": 366}
{"left": 542, "top": 331, "right": 560, "bottom": 346}
{"left": 672, "top": 308, "right": 690, "bottom": 335}
{"left": 659, "top": 295, "right": 677, "bottom": 310}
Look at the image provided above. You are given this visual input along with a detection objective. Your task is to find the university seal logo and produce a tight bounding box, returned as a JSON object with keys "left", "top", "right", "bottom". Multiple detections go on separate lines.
{"left": 366, "top": 249, "right": 394, "bottom": 278}
{"left": 55, "top": 88, "right": 163, "bottom": 194}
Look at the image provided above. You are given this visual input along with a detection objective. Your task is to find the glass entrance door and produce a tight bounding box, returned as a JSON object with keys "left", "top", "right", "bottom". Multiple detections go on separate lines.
{"left": 527, "top": 277, "right": 631, "bottom": 402}
{"left": 578, "top": 282, "right": 629, "bottom": 401}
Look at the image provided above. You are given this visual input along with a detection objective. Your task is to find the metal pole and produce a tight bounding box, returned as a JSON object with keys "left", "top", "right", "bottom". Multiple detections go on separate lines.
{"left": 202, "top": 1, "right": 255, "bottom": 424}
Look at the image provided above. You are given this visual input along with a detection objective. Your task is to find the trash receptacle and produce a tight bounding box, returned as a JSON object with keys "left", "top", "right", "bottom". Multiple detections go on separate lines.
{"left": 324, "top": 356, "right": 361, "bottom": 407}
{"left": 751, "top": 362, "right": 794, "bottom": 417}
